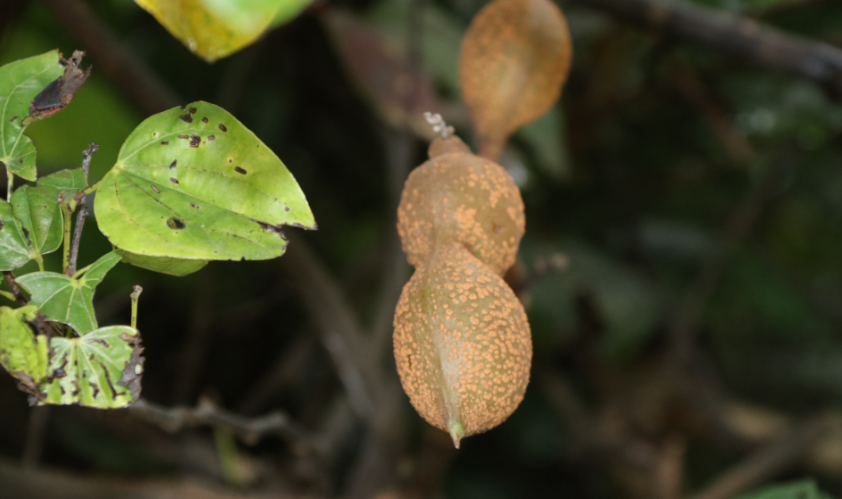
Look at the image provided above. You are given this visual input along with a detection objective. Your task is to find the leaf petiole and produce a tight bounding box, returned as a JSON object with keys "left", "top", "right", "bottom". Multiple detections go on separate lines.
{"left": 61, "top": 203, "right": 73, "bottom": 274}
{"left": 70, "top": 263, "right": 93, "bottom": 280}
{"left": 61, "top": 181, "right": 100, "bottom": 214}
{"left": 0, "top": 290, "right": 16, "bottom": 302}
{"left": 130, "top": 285, "right": 142, "bottom": 330}
{"left": 5, "top": 166, "right": 12, "bottom": 201}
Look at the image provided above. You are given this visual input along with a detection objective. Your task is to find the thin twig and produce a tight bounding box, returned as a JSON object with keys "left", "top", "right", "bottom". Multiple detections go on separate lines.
{"left": 21, "top": 407, "right": 50, "bottom": 469}
{"left": 669, "top": 161, "right": 788, "bottom": 363}
{"left": 0, "top": 457, "right": 310, "bottom": 499}
{"left": 573, "top": 0, "right": 842, "bottom": 97}
{"left": 236, "top": 332, "right": 315, "bottom": 416}
{"left": 173, "top": 269, "right": 216, "bottom": 405}
{"left": 278, "top": 238, "right": 379, "bottom": 421}
{"left": 80, "top": 142, "right": 96, "bottom": 182}
{"left": 66, "top": 205, "right": 87, "bottom": 276}
{"left": 66, "top": 120, "right": 98, "bottom": 277}
{"left": 4, "top": 271, "right": 27, "bottom": 305}
{"left": 127, "top": 398, "right": 313, "bottom": 451}
{"left": 670, "top": 61, "right": 756, "bottom": 165}
{"left": 691, "top": 416, "right": 832, "bottom": 499}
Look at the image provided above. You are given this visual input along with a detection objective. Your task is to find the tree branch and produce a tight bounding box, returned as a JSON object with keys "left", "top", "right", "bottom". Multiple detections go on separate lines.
{"left": 572, "top": 0, "right": 842, "bottom": 97}
{"left": 691, "top": 416, "right": 832, "bottom": 499}
{"left": 0, "top": 457, "right": 310, "bottom": 499}
{"left": 127, "top": 398, "right": 312, "bottom": 451}
{"left": 278, "top": 238, "right": 379, "bottom": 421}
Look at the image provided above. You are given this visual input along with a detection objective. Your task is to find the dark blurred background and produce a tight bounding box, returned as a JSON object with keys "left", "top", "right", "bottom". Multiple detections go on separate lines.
{"left": 2, "top": 0, "right": 842, "bottom": 498}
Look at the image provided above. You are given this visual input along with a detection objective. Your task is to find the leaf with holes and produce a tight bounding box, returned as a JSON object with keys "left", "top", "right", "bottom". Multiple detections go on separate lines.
{"left": 11, "top": 185, "right": 63, "bottom": 258}
{"left": 0, "top": 199, "right": 34, "bottom": 271}
{"left": 121, "top": 251, "right": 209, "bottom": 276}
{"left": 16, "top": 251, "right": 123, "bottom": 335}
{"left": 134, "top": 0, "right": 306, "bottom": 62}
{"left": 94, "top": 101, "right": 315, "bottom": 262}
{"left": 39, "top": 325, "right": 143, "bottom": 408}
{"left": 459, "top": 0, "right": 572, "bottom": 161}
{"left": 0, "top": 306, "right": 48, "bottom": 396}
{"left": 0, "top": 51, "right": 66, "bottom": 181}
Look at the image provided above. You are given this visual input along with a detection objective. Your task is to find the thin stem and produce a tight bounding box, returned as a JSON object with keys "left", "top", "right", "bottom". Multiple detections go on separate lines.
{"left": 65, "top": 144, "right": 96, "bottom": 276}
{"left": 130, "top": 285, "right": 142, "bottom": 329}
{"left": 0, "top": 290, "right": 17, "bottom": 302}
{"left": 67, "top": 205, "right": 88, "bottom": 275}
{"left": 3, "top": 271, "right": 27, "bottom": 305}
{"left": 61, "top": 204, "right": 72, "bottom": 275}
{"left": 71, "top": 181, "right": 100, "bottom": 208}
{"left": 81, "top": 143, "right": 97, "bottom": 182}
{"left": 213, "top": 428, "right": 242, "bottom": 485}
{"left": 34, "top": 254, "right": 44, "bottom": 272}
{"left": 5, "top": 166, "right": 12, "bottom": 200}
{"left": 70, "top": 263, "right": 93, "bottom": 280}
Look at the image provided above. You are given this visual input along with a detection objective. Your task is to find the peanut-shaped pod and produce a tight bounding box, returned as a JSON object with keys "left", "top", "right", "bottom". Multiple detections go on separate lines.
{"left": 394, "top": 135, "right": 531, "bottom": 447}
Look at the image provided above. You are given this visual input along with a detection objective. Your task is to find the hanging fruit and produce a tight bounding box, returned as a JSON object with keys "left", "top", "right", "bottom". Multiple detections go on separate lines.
{"left": 393, "top": 0, "right": 572, "bottom": 448}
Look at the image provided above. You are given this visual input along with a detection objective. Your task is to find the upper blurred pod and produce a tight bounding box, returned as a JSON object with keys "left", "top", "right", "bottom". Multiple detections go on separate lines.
{"left": 459, "top": 0, "right": 572, "bottom": 161}
{"left": 134, "top": 0, "right": 313, "bottom": 62}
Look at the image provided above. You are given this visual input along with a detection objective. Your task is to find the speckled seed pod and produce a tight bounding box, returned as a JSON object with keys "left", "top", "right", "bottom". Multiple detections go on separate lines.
{"left": 393, "top": 135, "right": 531, "bottom": 447}
{"left": 396, "top": 136, "right": 526, "bottom": 276}
{"left": 393, "top": 241, "right": 532, "bottom": 445}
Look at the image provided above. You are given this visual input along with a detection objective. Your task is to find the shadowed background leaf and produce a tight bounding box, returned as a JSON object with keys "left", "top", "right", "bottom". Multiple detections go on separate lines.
{"left": 134, "top": 0, "right": 312, "bottom": 62}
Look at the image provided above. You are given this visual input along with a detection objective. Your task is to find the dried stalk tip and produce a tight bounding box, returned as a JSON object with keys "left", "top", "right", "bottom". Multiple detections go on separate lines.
{"left": 449, "top": 421, "right": 465, "bottom": 449}
{"left": 423, "top": 112, "right": 454, "bottom": 138}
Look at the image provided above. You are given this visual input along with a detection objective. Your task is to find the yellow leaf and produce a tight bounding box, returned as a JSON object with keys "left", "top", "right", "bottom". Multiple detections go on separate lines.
{"left": 459, "top": 0, "right": 572, "bottom": 160}
{"left": 134, "top": 0, "right": 302, "bottom": 62}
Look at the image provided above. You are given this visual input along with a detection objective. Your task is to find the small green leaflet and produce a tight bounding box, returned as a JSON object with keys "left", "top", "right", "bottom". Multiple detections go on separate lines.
{"left": 0, "top": 305, "right": 48, "bottom": 394}
{"left": 121, "top": 251, "right": 209, "bottom": 276}
{"left": 17, "top": 169, "right": 90, "bottom": 259}
{"left": 0, "top": 199, "right": 32, "bottom": 270}
{"left": 736, "top": 480, "right": 837, "bottom": 499}
{"left": 0, "top": 51, "right": 65, "bottom": 181}
{"left": 40, "top": 325, "right": 143, "bottom": 409}
{"left": 0, "top": 169, "right": 87, "bottom": 271}
{"left": 39, "top": 168, "right": 88, "bottom": 201}
{"left": 11, "top": 185, "right": 63, "bottom": 257}
{"left": 94, "top": 101, "right": 315, "bottom": 261}
{"left": 17, "top": 251, "right": 123, "bottom": 334}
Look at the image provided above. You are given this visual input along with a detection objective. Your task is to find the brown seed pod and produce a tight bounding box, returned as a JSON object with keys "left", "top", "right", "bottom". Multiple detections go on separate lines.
{"left": 459, "top": 0, "right": 572, "bottom": 161}
{"left": 393, "top": 240, "right": 532, "bottom": 447}
{"left": 397, "top": 136, "right": 526, "bottom": 276}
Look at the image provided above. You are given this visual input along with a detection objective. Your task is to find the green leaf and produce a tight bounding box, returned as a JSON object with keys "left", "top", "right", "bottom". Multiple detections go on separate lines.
{"left": 271, "top": 0, "right": 313, "bottom": 28}
{"left": 94, "top": 101, "right": 315, "bottom": 261}
{"left": 134, "top": 0, "right": 303, "bottom": 62}
{"left": 121, "top": 251, "right": 209, "bottom": 276}
{"left": 38, "top": 168, "right": 88, "bottom": 201}
{"left": 17, "top": 250, "right": 123, "bottom": 334}
{"left": 0, "top": 50, "right": 64, "bottom": 181}
{"left": 40, "top": 325, "right": 143, "bottom": 408}
{"left": 0, "top": 305, "right": 48, "bottom": 393}
{"left": 736, "top": 480, "right": 836, "bottom": 499}
{"left": 11, "top": 185, "right": 63, "bottom": 257}
{"left": 0, "top": 199, "right": 33, "bottom": 271}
